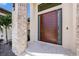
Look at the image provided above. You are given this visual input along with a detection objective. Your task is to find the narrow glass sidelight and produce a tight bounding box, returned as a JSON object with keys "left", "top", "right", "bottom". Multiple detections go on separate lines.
{"left": 38, "top": 15, "right": 40, "bottom": 41}
{"left": 57, "top": 9, "right": 62, "bottom": 45}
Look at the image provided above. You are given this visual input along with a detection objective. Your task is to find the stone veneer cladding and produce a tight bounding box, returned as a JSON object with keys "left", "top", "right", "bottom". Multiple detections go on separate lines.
{"left": 76, "top": 4, "right": 79, "bottom": 55}
{"left": 12, "top": 3, "right": 27, "bottom": 55}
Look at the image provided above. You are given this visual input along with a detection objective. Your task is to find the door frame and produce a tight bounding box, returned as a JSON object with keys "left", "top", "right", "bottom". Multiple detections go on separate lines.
{"left": 38, "top": 5, "right": 62, "bottom": 45}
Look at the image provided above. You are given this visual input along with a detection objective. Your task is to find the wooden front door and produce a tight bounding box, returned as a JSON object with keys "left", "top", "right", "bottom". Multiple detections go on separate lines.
{"left": 39, "top": 10, "right": 58, "bottom": 44}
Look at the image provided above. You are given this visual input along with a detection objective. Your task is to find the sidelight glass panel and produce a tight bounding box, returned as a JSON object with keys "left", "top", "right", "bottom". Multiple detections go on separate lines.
{"left": 57, "top": 9, "right": 62, "bottom": 45}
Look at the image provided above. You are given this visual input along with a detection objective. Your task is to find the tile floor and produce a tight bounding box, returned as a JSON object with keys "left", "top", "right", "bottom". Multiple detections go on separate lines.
{"left": 25, "top": 41, "right": 76, "bottom": 56}
{"left": 0, "top": 41, "right": 76, "bottom": 56}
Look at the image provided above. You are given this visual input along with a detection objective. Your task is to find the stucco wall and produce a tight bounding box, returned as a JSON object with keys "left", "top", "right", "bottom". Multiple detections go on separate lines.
{"left": 0, "top": 27, "right": 12, "bottom": 43}
{"left": 30, "top": 3, "right": 38, "bottom": 41}
{"left": 62, "top": 4, "right": 76, "bottom": 53}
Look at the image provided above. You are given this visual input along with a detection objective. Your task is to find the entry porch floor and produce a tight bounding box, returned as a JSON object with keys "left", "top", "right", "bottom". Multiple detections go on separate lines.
{"left": 25, "top": 41, "right": 76, "bottom": 56}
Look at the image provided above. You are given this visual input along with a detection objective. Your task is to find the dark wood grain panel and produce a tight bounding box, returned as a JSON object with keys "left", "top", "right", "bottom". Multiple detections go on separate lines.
{"left": 40, "top": 10, "right": 58, "bottom": 44}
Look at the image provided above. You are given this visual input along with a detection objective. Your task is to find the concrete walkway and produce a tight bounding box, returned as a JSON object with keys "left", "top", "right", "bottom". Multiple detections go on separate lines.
{"left": 0, "top": 43, "right": 16, "bottom": 56}
{"left": 25, "top": 41, "right": 76, "bottom": 56}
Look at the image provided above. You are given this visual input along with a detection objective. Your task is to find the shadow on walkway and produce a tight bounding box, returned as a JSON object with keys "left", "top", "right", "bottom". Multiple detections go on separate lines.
{"left": 0, "top": 43, "right": 16, "bottom": 56}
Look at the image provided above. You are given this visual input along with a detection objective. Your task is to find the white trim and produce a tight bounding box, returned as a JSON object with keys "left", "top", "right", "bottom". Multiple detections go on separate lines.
{"left": 38, "top": 5, "right": 62, "bottom": 15}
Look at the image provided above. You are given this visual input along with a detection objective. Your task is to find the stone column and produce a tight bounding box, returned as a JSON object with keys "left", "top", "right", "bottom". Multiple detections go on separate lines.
{"left": 76, "top": 4, "right": 79, "bottom": 55}
{"left": 12, "top": 3, "right": 28, "bottom": 55}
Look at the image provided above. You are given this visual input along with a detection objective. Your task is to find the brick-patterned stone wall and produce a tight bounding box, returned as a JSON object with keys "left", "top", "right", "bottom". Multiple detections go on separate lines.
{"left": 12, "top": 3, "right": 28, "bottom": 55}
